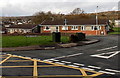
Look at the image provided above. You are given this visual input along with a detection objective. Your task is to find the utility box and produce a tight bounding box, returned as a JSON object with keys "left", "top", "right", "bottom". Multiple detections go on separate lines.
{"left": 76, "top": 32, "right": 86, "bottom": 41}
{"left": 52, "top": 32, "right": 61, "bottom": 42}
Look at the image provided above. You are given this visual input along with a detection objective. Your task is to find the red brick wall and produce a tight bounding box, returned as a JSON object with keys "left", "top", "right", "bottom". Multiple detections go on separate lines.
{"left": 41, "top": 25, "right": 107, "bottom": 35}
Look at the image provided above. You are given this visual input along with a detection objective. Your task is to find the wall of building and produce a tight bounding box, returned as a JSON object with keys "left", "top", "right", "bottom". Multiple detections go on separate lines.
{"left": 7, "top": 28, "right": 32, "bottom": 34}
{"left": 41, "top": 25, "right": 107, "bottom": 35}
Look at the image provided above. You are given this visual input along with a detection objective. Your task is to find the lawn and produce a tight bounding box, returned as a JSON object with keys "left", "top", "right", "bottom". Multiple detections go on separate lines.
{"left": 108, "top": 27, "right": 120, "bottom": 34}
{"left": 2, "top": 35, "right": 69, "bottom": 47}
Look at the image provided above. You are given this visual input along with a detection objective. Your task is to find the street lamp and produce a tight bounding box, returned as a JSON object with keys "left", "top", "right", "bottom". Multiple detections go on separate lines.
{"left": 95, "top": 6, "right": 98, "bottom": 35}
{"left": 96, "top": 6, "right": 98, "bottom": 26}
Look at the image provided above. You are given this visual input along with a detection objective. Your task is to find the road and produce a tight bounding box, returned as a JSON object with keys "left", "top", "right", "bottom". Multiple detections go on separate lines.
{"left": 1, "top": 35, "right": 120, "bottom": 78}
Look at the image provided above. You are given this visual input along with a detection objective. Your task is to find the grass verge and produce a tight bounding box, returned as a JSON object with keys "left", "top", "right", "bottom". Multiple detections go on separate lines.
{"left": 2, "top": 35, "right": 69, "bottom": 48}
{"left": 108, "top": 27, "right": 120, "bottom": 34}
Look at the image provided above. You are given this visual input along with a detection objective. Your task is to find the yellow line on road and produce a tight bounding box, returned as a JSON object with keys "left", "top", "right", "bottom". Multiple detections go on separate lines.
{"left": 6, "top": 60, "right": 31, "bottom": 62}
{"left": 0, "top": 55, "right": 12, "bottom": 64}
{"left": 5, "top": 54, "right": 103, "bottom": 77}
{"left": 79, "top": 69, "right": 87, "bottom": 76}
{"left": 0, "top": 57, "right": 8, "bottom": 58}
{"left": 0, "top": 65, "right": 57, "bottom": 68}
{"left": 1, "top": 75, "right": 94, "bottom": 78}
{"left": 33, "top": 60, "right": 38, "bottom": 76}
{"left": 0, "top": 55, "right": 8, "bottom": 56}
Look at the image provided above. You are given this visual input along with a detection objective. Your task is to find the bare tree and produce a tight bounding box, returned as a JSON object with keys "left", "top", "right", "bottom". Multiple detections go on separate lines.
{"left": 71, "top": 8, "right": 84, "bottom": 15}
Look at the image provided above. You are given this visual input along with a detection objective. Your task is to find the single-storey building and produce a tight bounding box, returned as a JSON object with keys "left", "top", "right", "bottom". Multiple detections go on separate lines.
{"left": 6, "top": 24, "right": 38, "bottom": 34}
{"left": 40, "top": 19, "right": 109, "bottom": 35}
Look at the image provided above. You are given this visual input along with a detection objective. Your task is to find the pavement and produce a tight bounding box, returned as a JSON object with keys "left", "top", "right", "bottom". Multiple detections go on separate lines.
{"left": 2, "top": 39, "right": 99, "bottom": 52}
{"left": 1, "top": 35, "right": 120, "bottom": 78}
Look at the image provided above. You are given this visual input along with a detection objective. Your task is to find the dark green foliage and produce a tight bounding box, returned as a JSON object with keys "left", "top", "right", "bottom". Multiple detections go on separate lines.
{"left": 69, "top": 35, "right": 79, "bottom": 43}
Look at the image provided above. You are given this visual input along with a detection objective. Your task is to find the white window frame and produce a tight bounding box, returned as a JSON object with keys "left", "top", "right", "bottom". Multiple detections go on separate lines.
{"left": 62, "top": 26, "right": 68, "bottom": 30}
{"left": 71, "top": 26, "right": 78, "bottom": 30}
{"left": 92, "top": 26, "right": 95, "bottom": 30}
{"left": 81, "top": 26, "right": 85, "bottom": 30}
{"left": 92, "top": 26, "right": 101, "bottom": 30}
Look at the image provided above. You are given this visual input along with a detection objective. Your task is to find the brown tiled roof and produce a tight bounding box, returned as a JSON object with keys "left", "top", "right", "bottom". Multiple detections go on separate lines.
{"left": 7, "top": 24, "right": 37, "bottom": 29}
{"left": 42, "top": 19, "right": 108, "bottom": 25}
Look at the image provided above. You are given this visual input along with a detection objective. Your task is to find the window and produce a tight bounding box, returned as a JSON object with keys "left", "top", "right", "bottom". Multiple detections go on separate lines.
{"left": 71, "top": 26, "right": 78, "bottom": 30}
{"left": 92, "top": 26, "right": 101, "bottom": 30}
{"left": 62, "top": 26, "right": 68, "bottom": 30}
{"left": 81, "top": 26, "right": 85, "bottom": 30}
{"left": 44, "top": 26, "right": 50, "bottom": 31}
{"left": 94, "top": 26, "right": 98, "bottom": 30}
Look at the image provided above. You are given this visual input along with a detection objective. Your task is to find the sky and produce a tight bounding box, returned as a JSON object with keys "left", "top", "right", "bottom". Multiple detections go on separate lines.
{"left": 0, "top": 0, "right": 119, "bottom": 16}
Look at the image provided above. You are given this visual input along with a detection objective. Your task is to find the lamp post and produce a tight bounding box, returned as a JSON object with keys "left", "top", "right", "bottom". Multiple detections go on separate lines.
{"left": 96, "top": 6, "right": 98, "bottom": 26}
{"left": 96, "top": 6, "right": 98, "bottom": 35}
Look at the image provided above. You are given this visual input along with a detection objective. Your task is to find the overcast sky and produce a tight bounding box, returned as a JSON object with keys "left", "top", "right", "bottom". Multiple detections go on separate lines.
{"left": 0, "top": 0, "right": 119, "bottom": 16}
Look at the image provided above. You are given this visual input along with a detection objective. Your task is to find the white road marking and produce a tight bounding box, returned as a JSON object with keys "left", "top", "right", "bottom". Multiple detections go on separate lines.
{"left": 97, "top": 46, "right": 117, "bottom": 51}
{"left": 61, "top": 61, "right": 71, "bottom": 63}
{"left": 98, "top": 70, "right": 115, "bottom": 75}
{"left": 105, "top": 69, "right": 120, "bottom": 73}
{"left": 68, "top": 65, "right": 79, "bottom": 68}
{"left": 49, "top": 59, "right": 59, "bottom": 61}
{"left": 108, "top": 51, "right": 120, "bottom": 58}
{"left": 46, "top": 61, "right": 53, "bottom": 63}
{"left": 88, "top": 65, "right": 101, "bottom": 69}
{"left": 81, "top": 67, "right": 95, "bottom": 71}
{"left": 91, "top": 55, "right": 109, "bottom": 59}
{"left": 55, "top": 62, "right": 65, "bottom": 65}
{"left": 73, "top": 63, "right": 85, "bottom": 66}
{"left": 66, "top": 53, "right": 83, "bottom": 57}
{"left": 44, "top": 53, "right": 83, "bottom": 60}
{"left": 91, "top": 51, "right": 120, "bottom": 59}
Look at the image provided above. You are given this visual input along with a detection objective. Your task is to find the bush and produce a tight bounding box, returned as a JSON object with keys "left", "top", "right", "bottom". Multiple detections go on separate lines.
{"left": 69, "top": 35, "right": 79, "bottom": 42}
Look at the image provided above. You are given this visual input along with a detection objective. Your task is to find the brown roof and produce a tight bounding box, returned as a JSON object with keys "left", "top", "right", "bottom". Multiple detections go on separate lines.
{"left": 0, "top": 26, "right": 6, "bottom": 31}
{"left": 42, "top": 19, "right": 108, "bottom": 25}
{"left": 7, "top": 24, "right": 37, "bottom": 29}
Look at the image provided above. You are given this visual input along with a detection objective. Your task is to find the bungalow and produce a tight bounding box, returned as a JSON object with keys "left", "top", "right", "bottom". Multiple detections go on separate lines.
{"left": 40, "top": 19, "right": 109, "bottom": 35}
{"left": 6, "top": 24, "right": 38, "bottom": 34}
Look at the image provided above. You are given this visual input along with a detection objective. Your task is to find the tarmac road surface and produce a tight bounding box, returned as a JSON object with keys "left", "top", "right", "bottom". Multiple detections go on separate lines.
{"left": 1, "top": 35, "right": 120, "bottom": 78}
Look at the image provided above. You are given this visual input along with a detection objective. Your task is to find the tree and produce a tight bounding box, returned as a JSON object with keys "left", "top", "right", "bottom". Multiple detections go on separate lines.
{"left": 71, "top": 8, "right": 84, "bottom": 15}
{"left": 32, "top": 11, "right": 53, "bottom": 24}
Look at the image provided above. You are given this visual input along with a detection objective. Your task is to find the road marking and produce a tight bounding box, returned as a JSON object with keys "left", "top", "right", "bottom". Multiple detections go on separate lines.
{"left": 33, "top": 60, "right": 38, "bottom": 76}
{"left": 81, "top": 67, "right": 95, "bottom": 71}
{"left": 97, "top": 46, "right": 117, "bottom": 51}
{"left": 0, "top": 55, "right": 12, "bottom": 64}
{"left": 98, "top": 70, "right": 115, "bottom": 75}
{"left": 105, "top": 69, "right": 120, "bottom": 73}
{"left": 43, "top": 60, "right": 53, "bottom": 63}
{"left": 73, "top": 63, "right": 85, "bottom": 66}
{"left": 61, "top": 61, "right": 71, "bottom": 63}
{"left": 44, "top": 53, "right": 83, "bottom": 60}
{"left": 68, "top": 65, "right": 79, "bottom": 68}
{"left": 91, "top": 51, "right": 120, "bottom": 59}
{"left": 88, "top": 66, "right": 101, "bottom": 69}
{"left": 55, "top": 62, "right": 65, "bottom": 65}
{"left": 49, "top": 59, "right": 59, "bottom": 61}
{"left": 0, "top": 53, "right": 103, "bottom": 77}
